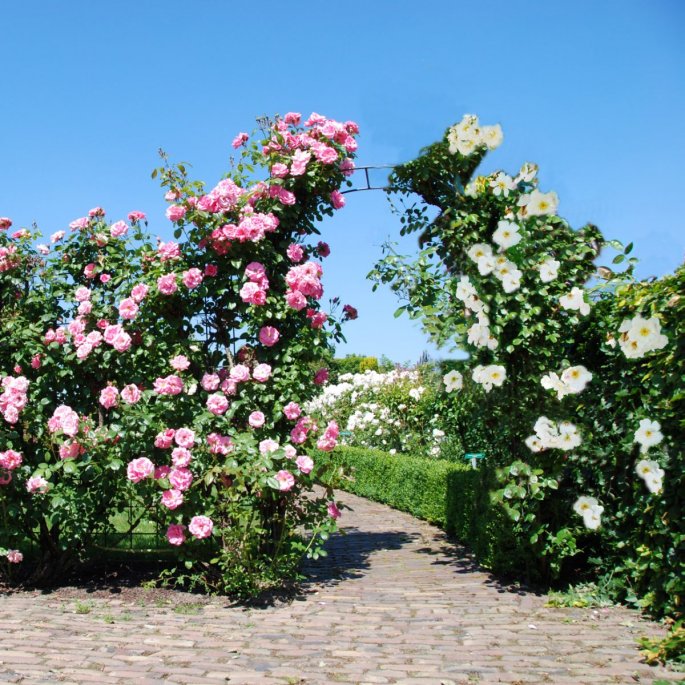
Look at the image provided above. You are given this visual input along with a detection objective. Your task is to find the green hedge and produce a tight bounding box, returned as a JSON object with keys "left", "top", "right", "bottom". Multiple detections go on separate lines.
{"left": 323, "top": 446, "right": 529, "bottom": 576}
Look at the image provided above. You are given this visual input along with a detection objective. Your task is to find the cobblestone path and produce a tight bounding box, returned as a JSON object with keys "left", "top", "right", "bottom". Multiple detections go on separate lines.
{"left": 0, "top": 491, "right": 677, "bottom": 684}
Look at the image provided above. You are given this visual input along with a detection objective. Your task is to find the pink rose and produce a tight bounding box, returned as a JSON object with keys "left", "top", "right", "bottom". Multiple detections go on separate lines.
{"left": 295, "top": 455, "right": 314, "bottom": 474}
{"left": 314, "top": 368, "right": 329, "bottom": 385}
{"left": 77, "top": 301, "right": 92, "bottom": 315}
{"left": 26, "top": 475, "right": 49, "bottom": 494}
{"left": 283, "top": 402, "right": 301, "bottom": 420}
{"left": 121, "top": 384, "right": 142, "bottom": 404}
{"left": 171, "top": 447, "right": 192, "bottom": 467}
{"left": 100, "top": 273, "right": 111, "bottom": 284}
{"left": 248, "top": 411, "right": 265, "bottom": 428}
{"left": 284, "top": 112, "right": 301, "bottom": 125}
{"left": 59, "top": 440, "right": 81, "bottom": 460}
{"left": 285, "top": 290, "right": 306, "bottom": 311}
{"left": 99, "top": 385, "right": 119, "bottom": 409}
{"left": 128, "top": 210, "right": 146, "bottom": 222}
{"left": 0, "top": 217, "right": 12, "bottom": 230}
{"left": 154, "top": 428, "right": 176, "bottom": 449}
{"left": 204, "top": 264, "right": 218, "bottom": 277}
{"left": 271, "top": 163, "right": 289, "bottom": 178}
{"left": 207, "top": 393, "right": 229, "bottom": 415}
{"left": 286, "top": 243, "right": 304, "bottom": 262}
{"left": 182, "top": 268, "right": 203, "bottom": 289}
{"left": 110, "top": 220, "right": 129, "bottom": 237}
{"left": 259, "top": 439, "right": 279, "bottom": 454}
{"left": 174, "top": 428, "right": 195, "bottom": 449}
{"left": 6, "top": 550, "right": 23, "bottom": 563}
{"left": 157, "top": 273, "right": 178, "bottom": 295}
{"left": 161, "top": 489, "right": 184, "bottom": 510}
{"left": 166, "top": 204, "right": 187, "bottom": 222}
{"left": 188, "top": 515, "right": 214, "bottom": 539}
{"left": 155, "top": 465, "right": 171, "bottom": 480}
{"left": 127, "top": 457, "right": 155, "bottom": 483}
{"left": 232, "top": 132, "right": 249, "bottom": 149}
{"left": 240, "top": 281, "right": 267, "bottom": 305}
{"left": 169, "top": 467, "right": 193, "bottom": 491}
{"left": 229, "top": 364, "right": 251, "bottom": 383}
{"left": 74, "top": 286, "right": 91, "bottom": 302}
{"left": 112, "top": 330, "right": 132, "bottom": 352}
{"left": 327, "top": 502, "right": 341, "bottom": 519}
{"left": 166, "top": 524, "right": 186, "bottom": 546}
{"left": 153, "top": 375, "right": 184, "bottom": 395}
{"left": 330, "top": 190, "right": 345, "bottom": 209}
{"left": 130, "top": 283, "right": 149, "bottom": 302}
{"left": 170, "top": 355, "right": 190, "bottom": 371}
{"left": 283, "top": 445, "right": 297, "bottom": 459}
{"left": 252, "top": 363, "right": 272, "bottom": 383}
{"left": 31, "top": 354, "right": 42, "bottom": 369}
{"left": 201, "top": 373, "right": 220, "bottom": 391}
{"left": 275, "top": 470, "right": 295, "bottom": 492}
{"left": 118, "top": 297, "right": 139, "bottom": 320}
{"left": 259, "top": 326, "right": 280, "bottom": 347}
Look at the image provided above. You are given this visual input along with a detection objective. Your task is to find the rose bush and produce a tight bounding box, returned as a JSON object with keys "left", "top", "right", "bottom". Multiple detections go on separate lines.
{"left": 371, "top": 114, "right": 683, "bottom": 616}
{"left": 0, "top": 112, "right": 359, "bottom": 595}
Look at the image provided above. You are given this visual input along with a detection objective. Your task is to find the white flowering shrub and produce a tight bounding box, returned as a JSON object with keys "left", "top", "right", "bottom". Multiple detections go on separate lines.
{"left": 371, "top": 114, "right": 683, "bottom": 616}
{"left": 306, "top": 367, "right": 452, "bottom": 457}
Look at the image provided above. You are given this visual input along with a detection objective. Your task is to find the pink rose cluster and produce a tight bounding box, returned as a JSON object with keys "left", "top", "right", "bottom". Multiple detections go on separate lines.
{"left": 290, "top": 415, "right": 317, "bottom": 445}
{"left": 150, "top": 428, "right": 197, "bottom": 508}
{"left": 197, "top": 178, "right": 245, "bottom": 213}
{"left": 285, "top": 261, "right": 323, "bottom": 311}
{"left": 240, "top": 262, "right": 270, "bottom": 306}
{"left": 166, "top": 515, "right": 214, "bottom": 546}
{"left": 316, "top": 420, "right": 340, "bottom": 452}
{"left": 216, "top": 210, "right": 279, "bottom": 247}
{"left": 26, "top": 475, "right": 49, "bottom": 494}
{"left": 0, "top": 449, "right": 23, "bottom": 485}
{"left": 48, "top": 405, "right": 80, "bottom": 437}
{"left": 0, "top": 375, "right": 29, "bottom": 425}
{"left": 207, "top": 432, "right": 233, "bottom": 455}
{"left": 43, "top": 327, "right": 67, "bottom": 345}
{"left": 0, "top": 244, "right": 20, "bottom": 273}
{"left": 153, "top": 375, "right": 184, "bottom": 396}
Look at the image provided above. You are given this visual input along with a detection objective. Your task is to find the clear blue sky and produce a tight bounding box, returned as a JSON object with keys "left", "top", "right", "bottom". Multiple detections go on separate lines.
{"left": 3, "top": 1, "right": 683, "bottom": 364}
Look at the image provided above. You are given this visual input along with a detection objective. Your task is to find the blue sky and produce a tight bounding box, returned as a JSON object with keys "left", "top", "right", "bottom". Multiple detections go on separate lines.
{"left": 3, "top": 1, "right": 683, "bottom": 364}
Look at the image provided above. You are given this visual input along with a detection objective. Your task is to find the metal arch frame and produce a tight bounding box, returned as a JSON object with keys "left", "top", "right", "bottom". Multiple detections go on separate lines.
{"left": 340, "top": 164, "right": 396, "bottom": 194}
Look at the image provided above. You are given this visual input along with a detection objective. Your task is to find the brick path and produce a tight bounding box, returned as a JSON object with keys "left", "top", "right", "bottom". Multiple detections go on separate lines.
{"left": 0, "top": 491, "right": 677, "bottom": 685}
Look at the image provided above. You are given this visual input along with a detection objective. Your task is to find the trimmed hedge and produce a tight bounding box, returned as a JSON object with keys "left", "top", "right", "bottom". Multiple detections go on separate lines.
{"left": 323, "top": 446, "right": 529, "bottom": 576}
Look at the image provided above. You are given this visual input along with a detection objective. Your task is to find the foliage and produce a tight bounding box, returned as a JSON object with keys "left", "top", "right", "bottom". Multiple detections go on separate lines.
{"left": 638, "top": 620, "right": 685, "bottom": 669}
{"left": 369, "top": 114, "right": 683, "bottom": 616}
{"left": 323, "top": 446, "right": 527, "bottom": 574}
{"left": 0, "top": 111, "right": 358, "bottom": 595}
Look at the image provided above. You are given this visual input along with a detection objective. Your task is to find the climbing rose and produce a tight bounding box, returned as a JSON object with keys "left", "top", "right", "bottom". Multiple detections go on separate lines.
{"left": 6, "top": 550, "right": 23, "bottom": 563}
{"left": 174, "top": 428, "right": 196, "bottom": 449}
{"left": 26, "top": 476, "right": 49, "bottom": 494}
{"left": 252, "top": 363, "right": 272, "bottom": 382}
{"left": 188, "top": 515, "right": 214, "bottom": 539}
{"left": 161, "top": 489, "right": 184, "bottom": 510}
{"left": 170, "top": 355, "right": 191, "bottom": 371}
{"left": 157, "top": 273, "right": 178, "bottom": 295}
{"left": 166, "top": 524, "right": 186, "bottom": 546}
{"left": 249, "top": 411, "right": 265, "bottom": 428}
{"left": 295, "top": 455, "right": 314, "bottom": 474}
{"left": 121, "top": 384, "right": 142, "bottom": 404}
{"left": 127, "top": 457, "right": 155, "bottom": 483}
{"left": 327, "top": 502, "right": 341, "bottom": 519}
{"left": 207, "top": 393, "right": 229, "bottom": 415}
{"left": 259, "top": 326, "right": 280, "bottom": 347}
{"left": 283, "top": 402, "right": 301, "bottom": 420}
{"left": 275, "top": 470, "right": 296, "bottom": 491}
{"left": 99, "top": 386, "right": 119, "bottom": 409}
{"left": 182, "top": 268, "right": 203, "bottom": 289}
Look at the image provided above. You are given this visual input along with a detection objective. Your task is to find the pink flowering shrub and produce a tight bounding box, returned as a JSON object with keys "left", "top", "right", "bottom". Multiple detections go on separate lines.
{"left": 0, "top": 111, "right": 356, "bottom": 594}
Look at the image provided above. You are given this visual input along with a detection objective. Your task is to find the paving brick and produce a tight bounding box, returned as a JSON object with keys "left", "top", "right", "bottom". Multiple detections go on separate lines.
{"left": 0, "top": 490, "right": 677, "bottom": 685}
